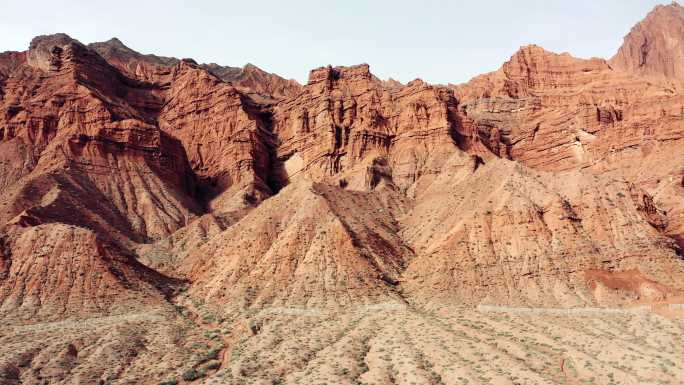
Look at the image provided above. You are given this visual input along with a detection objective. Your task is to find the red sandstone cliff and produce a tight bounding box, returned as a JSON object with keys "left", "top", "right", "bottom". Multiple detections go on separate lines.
{"left": 610, "top": 2, "right": 684, "bottom": 82}
{"left": 0, "top": 3, "right": 683, "bottom": 321}
{"left": 89, "top": 38, "right": 302, "bottom": 99}
{"left": 456, "top": 42, "right": 684, "bottom": 252}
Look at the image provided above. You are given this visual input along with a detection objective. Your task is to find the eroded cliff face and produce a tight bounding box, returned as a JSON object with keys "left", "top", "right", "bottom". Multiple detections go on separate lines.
{"left": 1, "top": 8, "right": 684, "bottom": 323}
{"left": 456, "top": 44, "right": 684, "bottom": 252}
{"left": 89, "top": 38, "right": 302, "bottom": 99}
{"left": 157, "top": 59, "right": 277, "bottom": 212}
{"left": 1, "top": 6, "right": 684, "bottom": 384}
{"left": 610, "top": 2, "right": 684, "bottom": 82}
{"left": 0, "top": 34, "right": 199, "bottom": 244}
{"left": 171, "top": 60, "right": 683, "bottom": 310}
{"left": 0, "top": 34, "right": 286, "bottom": 315}
{"left": 272, "top": 64, "right": 467, "bottom": 194}
{"left": 455, "top": 45, "right": 683, "bottom": 171}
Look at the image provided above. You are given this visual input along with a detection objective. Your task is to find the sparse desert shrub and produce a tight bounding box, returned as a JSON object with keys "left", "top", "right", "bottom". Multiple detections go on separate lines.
{"left": 182, "top": 369, "right": 205, "bottom": 381}
{"left": 205, "top": 346, "right": 223, "bottom": 361}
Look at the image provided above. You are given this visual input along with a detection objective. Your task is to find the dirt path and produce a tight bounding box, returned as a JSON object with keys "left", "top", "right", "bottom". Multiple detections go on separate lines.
{"left": 560, "top": 358, "right": 583, "bottom": 385}
{"left": 170, "top": 295, "right": 231, "bottom": 384}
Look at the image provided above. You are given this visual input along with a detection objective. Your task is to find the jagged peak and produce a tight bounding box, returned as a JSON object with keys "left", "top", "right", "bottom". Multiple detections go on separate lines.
{"left": 94, "top": 37, "right": 135, "bottom": 52}
{"left": 652, "top": 1, "right": 683, "bottom": 13}
{"left": 243, "top": 62, "right": 259, "bottom": 70}
{"left": 307, "top": 63, "right": 372, "bottom": 85}
{"left": 27, "top": 33, "right": 87, "bottom": 71}
{"left": 240, "top": 63, "right": 271, "bottom": 77}
{"left": 610, "top": 1, "right": 684, "bottom": 81}
{"left": 382, "top": 77, "right": 404, "bottom": 89}
{"left": 516, "top": 43, "right": 547, "bottom": 52}
{"left": 29, "top": 33, "right": 82, "bottom": 51}
{"left": 509, "top": 44, "right": 571, "bottom": 61}
{"left": 107, "top": 37, "right": 123, "bottom": 44}
{"left": 505, "top": 44, "right": 607, "bottom": 70}
{"left": 633, "top": 1, "right": 684, "bottom": 29}
{"left": 88, "top": 37, "right": 179, "bottom": 75}
{"left": 406, "top": 78, "right": 426, "bottom": 87}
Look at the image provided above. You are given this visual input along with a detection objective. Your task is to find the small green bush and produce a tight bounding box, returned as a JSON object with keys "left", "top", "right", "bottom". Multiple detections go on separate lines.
{"left": 182, "top": 369, "right": 204, "bottom": 381}
{"left": 204, "top": 347, "right": 222, "bottom": 361}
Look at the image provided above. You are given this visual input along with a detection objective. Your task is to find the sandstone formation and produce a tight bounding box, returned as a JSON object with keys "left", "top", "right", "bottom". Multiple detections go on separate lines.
{"left": 0, "top": 24, "right": 681, "bottom": 317}
{"left": 400, "top": 156, "right": 683, "bottom": 307}
{"left": 0, "top": 223, "right": 169, "bottom": 320}
{"left": 89, "top": 38, "right": 302, "bottom": 99}
{"left": 456, "top": 43, "right": 684, "bottom": 252}
{"left": 88, "top": 37, "right": 177, "bottom": 75}
{"left": 272, "top": 64, "right": 466, "bottom": 194}
{"left": 156, "top": 59, "right": 276, "bottom": 213}
{"left": 185, "top": 180, "right": 413, "bottom": 312}
{"left": 0, "top": 33, "right": 282, "bottom": 318}
{"left": 1, "top": 3, "right": 684, "bottom": 384}
{"left": 0, "top": 34, "right": 199, "bottom": 244}
{"left": 610, "top": 1, "right": 684, "bottom": 82}
{"left": 202, "top": 62, "right": 302, "bottom": 100}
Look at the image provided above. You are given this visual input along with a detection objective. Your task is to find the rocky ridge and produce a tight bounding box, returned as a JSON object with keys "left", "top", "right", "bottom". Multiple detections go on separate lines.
{"left": 89, "top": 38, "right": 302, "bottom": 99}
{"left": 610, "top": 1, "right": 684, "bottom": 82}
{"left": 1, "top": 4, "right": 684, "bottom": 384}
{"left": 0, "top": 19, "right": 682, "bottom": 318}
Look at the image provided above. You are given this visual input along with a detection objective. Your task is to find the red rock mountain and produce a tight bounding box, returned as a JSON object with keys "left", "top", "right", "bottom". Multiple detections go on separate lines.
{"left": 1, "top": 11, "right": 683, "bottom": 316}
{"left": 456, "top": 43, "right": 684, "bottom": 251}
{"left": 89, "top": 37, "right": 302, "bottom": 99}
{"left": 610, "top": 1, "right": 684, "bottom": 82}
{"left": 1, "top": 4, "right": 684, "bottom": 384}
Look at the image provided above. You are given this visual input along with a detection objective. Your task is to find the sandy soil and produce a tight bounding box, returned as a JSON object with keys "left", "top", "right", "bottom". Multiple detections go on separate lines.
{"left": 2, "top": 300, "right": 682, "bottom": 385}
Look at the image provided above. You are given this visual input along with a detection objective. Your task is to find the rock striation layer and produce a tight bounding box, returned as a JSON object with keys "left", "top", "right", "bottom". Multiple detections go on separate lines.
{"left": 272, "top": 64, "right": 466, "bottom": 194}
{"left": 456, "top": 44, "right": 684, "bottom": 252}
{"left": 89, "top": 38, "right": 302, "bottom": 99}
{"left": 610, "top": 2, "right": 684, "bottom": 82}
{"left": 1, "top": 4, "right": 684, "bottom": 384}
{"left": 0, "top": 28, "right": 682, "bottom": 318}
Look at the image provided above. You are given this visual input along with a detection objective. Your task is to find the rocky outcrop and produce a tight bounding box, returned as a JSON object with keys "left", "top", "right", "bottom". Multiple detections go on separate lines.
{"left": 400, "top": 155, "right": 684, "bottom": 307}
{"left": 203, "top": 62, "right": 302, "bottom": 99}
{"left": 454, "top": 44, "right": 677, "bottom": 170}
{"left": 272, "top": 64, "right": 465, "bottom": 193}
{"left": 26, "top": 34, "right": 83, "bottom": 72}
{"left": 0, "top": 224, "right": 169, "bottom": 320}
{"left": 456, "top": 43, "right": 684, "bottom": 253}
{"left": 610, "top": 2, "right": 684, "bottom": 82}
{"left": 157, "top": 59, "right": 276, "bottom": 212}
{"left": 88, "top": 37, "right": 176, "bottom": 72}
{"left": 0, "top": 34, "right": 200, "bottom": 244}
{"left": 90, "top": 38, "right": 302, "bottom": 99}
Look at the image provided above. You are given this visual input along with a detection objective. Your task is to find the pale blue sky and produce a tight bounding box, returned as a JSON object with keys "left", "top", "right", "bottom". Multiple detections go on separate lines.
{"left": 0, "top": 0, "right": 666, "bottom": 84}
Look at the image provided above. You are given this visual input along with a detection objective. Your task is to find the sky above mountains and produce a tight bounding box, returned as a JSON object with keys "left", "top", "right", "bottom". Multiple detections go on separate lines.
{"left": 0, "top": 0, "right": 666, "bottom": 84}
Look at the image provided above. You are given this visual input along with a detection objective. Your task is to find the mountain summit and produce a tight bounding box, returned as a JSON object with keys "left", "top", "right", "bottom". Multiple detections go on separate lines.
{"left": 611, "top": 1, "right": 684, "bottom": 81}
